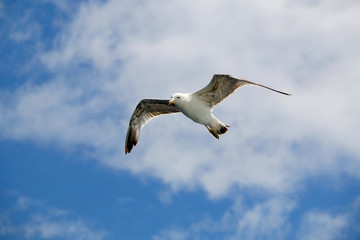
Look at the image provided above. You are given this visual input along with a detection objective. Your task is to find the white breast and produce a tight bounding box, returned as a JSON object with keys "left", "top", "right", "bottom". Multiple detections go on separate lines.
{"left": 177, "top": 94, "right": 212, "bottom": 125}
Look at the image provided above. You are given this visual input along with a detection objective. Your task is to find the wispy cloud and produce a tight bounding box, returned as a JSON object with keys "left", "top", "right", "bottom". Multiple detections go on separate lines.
{"left": 151, "top": 197, "right": 295, "bottom": 240}
{"left": 297, "top": 211, "right": 348, "bottom": 240}
{"left": 152, "top": 228, "right": 189, "bottom": 240}
{"left": 152, "top": 195, "right": 360, "bottom": 240}
{"left": 23, "top": 214, "right": 107, "bottom": 240}
{"left": 7, "top": 8, "right": 42, "bottom": 43}
{"left": 9, "top": 22, "right": 41, "bottom": 43}
{"left": 0, "top": 193, "right": 107, "bottom": 240}
{"left": 0, "top": 1, "right": 4, "bottom": 18}
{"left": 40, "top": 0, "right": 75, "bottom": 12}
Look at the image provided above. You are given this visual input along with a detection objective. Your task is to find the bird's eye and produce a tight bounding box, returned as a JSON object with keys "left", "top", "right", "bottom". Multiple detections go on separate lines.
{"left": 176, "top": 96, "right": 180, "bottom": 99}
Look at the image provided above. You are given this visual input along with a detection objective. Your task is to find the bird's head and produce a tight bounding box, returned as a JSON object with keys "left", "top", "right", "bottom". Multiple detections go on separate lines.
{"left": 169, "top": 93, "right": 188, "bottom": 105}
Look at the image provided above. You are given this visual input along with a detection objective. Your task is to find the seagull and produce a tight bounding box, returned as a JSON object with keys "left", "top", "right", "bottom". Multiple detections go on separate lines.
{"left": 125, "top": 74, "right": 291, "bottom": 154}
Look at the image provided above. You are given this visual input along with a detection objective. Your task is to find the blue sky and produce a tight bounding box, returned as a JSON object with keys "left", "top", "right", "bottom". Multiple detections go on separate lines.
{"left": 1, "top": 0, "right": 360, "bottom": 239}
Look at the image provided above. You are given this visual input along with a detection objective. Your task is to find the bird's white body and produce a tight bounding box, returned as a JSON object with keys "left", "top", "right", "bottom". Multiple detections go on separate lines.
{"left": 170, "top": 93, "right": 227, "bottom": 138}
{"left": 173, "top": 93, "right": 211, "bottom": 125}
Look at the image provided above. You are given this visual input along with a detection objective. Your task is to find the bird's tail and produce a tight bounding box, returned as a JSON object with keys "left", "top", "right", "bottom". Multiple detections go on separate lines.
{"left": 207, "top": 118, "right": 229, "bottom": 139}
{"left": 218, "top": 123, "right": 229, "bottom": 135}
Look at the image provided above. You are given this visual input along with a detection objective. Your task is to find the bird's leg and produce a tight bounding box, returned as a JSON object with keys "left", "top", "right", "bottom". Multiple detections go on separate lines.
{"left": 205, "top": 126, "right": 219, "bottom": 139}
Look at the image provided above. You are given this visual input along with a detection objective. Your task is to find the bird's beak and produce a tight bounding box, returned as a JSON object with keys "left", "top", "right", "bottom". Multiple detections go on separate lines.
{"left": 169, "top": 99, "right": 175, "bottom": 105}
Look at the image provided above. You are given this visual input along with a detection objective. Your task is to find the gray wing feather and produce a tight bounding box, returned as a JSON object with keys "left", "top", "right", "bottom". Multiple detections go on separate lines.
{"left": 195, "top": 74, "right": 291, "bottom": 108}
{"left": 125, "top": 99, "right": 180, "bottom": 154}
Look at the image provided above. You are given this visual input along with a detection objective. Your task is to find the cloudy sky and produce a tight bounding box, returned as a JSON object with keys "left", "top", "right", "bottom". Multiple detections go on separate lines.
{"left": 1, "top": 0, "right": 360, "bottom": 239}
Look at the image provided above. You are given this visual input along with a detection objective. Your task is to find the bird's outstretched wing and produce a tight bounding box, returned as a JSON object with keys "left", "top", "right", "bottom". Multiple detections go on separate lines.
{"left": 195, "top": 74, "right": 291, "bottom": 108}
{"left": 125, "top": 99, "right": 180, "bottom": 154}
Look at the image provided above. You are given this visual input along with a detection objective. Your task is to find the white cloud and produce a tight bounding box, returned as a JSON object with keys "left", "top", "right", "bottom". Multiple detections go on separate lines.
{"left": 158, "top": 190, "right": 174, "bottom": 204}
{"left": 153, "top": 195, "right": 360, "bottom": 239}
{"left": 1, "top": 0, "right": 360, "bottom": 198}
{"left": 0, "top": 79, "right": 122, "bottom": 155}
{"left": 297, "top": 211, "right": 349, "bottom": 240}
{"left": 15, "top": 195, "right": 42, "bottom": 210}
{"left": 152, "top": 196, "right": 295, "bottom": 240}
{"left": 152, "top": 228, "right": 189, "bottom": 240}
{"left": 233, "top": 197, "right": 295, "bottom": 240}
{"left": 40, "top": 0, "right": 74, "bottom": 12}
{"left": 0, "top": 1, "right": 4, "bottom": 18}
{"left": 23, "top": 214, "right": 107, "bottom": 240}
{"left": 8, "top": 9, "right": 42, "bottom": 42}
{"left": 9, "top": 22, "right": 41, "bottom": 42}
{"left": 0, "top": 215, "right": 15, "bottom": 236}
{"left": 0, "top": 194, "right": 107, "bottom": 240}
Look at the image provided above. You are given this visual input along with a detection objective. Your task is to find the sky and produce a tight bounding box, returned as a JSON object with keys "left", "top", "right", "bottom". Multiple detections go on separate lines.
{"left": 1, "top": 0, "right": 360, "bottom": 239}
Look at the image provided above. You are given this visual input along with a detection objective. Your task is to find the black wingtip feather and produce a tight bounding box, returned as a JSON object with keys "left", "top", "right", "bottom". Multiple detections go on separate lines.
{"left": 125, "top": 126, "right": 139, "bottom": 154}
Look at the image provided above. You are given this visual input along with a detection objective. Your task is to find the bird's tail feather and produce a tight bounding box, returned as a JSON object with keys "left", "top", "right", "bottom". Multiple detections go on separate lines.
{"left": 217, "top": 123, "right": 228, "bottom": 135}
{"left": 207, "top": 122, "right": 229, "bottom": 139}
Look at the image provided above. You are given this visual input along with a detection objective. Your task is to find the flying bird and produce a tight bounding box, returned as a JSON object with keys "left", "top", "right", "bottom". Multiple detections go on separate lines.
{"left": 125, "top": 74, "right": 291, "bottom": 154}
